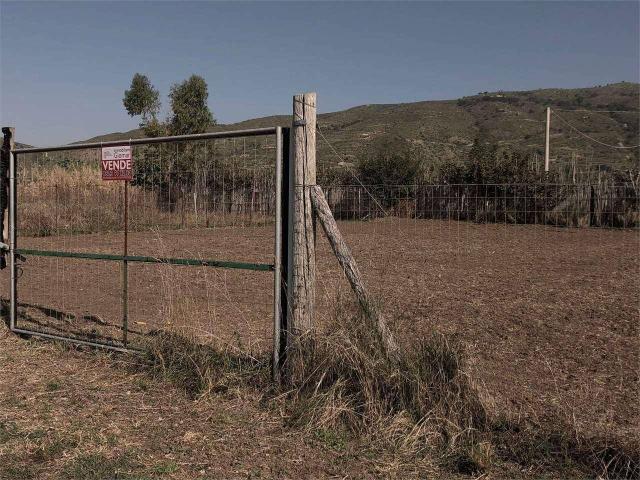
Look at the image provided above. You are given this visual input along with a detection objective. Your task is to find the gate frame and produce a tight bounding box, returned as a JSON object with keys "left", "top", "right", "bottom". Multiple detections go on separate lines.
{"left": 4, "top": 126, "right": 287, "bottom": 361}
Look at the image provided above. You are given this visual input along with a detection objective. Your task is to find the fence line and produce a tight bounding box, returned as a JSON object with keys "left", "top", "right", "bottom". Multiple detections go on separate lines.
{"left": 322, "top": 183, "right": 639, "bottom": 229}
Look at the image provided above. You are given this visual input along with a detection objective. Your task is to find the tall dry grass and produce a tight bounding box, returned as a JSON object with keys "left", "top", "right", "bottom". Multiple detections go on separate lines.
{"left": 20, "top": 164, "right": 638, "bottom": 238}
{"left": 20, "top": 165, "right": 124, "bottom": 237}
{"left": 283, "top": 311, "right": 492, "bottom": 474}
{"left": 18, "top": 165, "right": 274, "bottom": 237}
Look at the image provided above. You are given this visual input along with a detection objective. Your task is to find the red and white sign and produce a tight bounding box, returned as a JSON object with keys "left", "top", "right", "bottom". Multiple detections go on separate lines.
{"left": 101, "top": 146, "right": 133, "bottom": 181}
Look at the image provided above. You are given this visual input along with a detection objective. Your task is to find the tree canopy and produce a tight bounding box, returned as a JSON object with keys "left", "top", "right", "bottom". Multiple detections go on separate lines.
{"left": 122, "top": 73, "right": 215, "bottom": 137}
{"left": 123, "top": 73, "right": 160, "bottom": 122}
{"left": 168, "top": 75, "right": 214, "bottom": 135}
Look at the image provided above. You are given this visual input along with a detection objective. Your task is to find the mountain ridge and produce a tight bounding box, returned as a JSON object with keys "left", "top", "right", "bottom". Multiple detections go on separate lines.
{"left": 22, "top": 82, "right": 640, "bottom": 170}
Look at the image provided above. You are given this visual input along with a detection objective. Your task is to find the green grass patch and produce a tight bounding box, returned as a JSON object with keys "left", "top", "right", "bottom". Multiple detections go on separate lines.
{"left": 0, "top": 422, "right": 20, "bottom": 444}
{"left": 313, "top": 428, "right": 347, "bottom": 452}
{"left": 62, "top": 453, "right": 136, "bottom": 480}
{"left": 45, "top": 380, "right": 62, "bottom": 392}
{"left": 152, "top": 461, "right": 179, "bottom": 475}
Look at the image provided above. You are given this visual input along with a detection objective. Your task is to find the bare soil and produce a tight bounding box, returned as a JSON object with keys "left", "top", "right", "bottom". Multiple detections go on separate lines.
{"left": 2, "top": 218, "right": 638, "bottom": 466}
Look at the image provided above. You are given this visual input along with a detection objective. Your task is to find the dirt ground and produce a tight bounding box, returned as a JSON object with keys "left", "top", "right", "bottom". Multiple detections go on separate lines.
{"left": 0, "top": 331, "right": 397, "bottom": 480}
{"left": 2, "top": 218, "right": 638, "bottom": 455}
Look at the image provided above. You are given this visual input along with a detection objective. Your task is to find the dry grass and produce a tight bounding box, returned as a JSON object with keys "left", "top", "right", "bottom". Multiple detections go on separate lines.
{"left": 281, "top": 309, "right": 489, "bottom": 475}
{"left": 142, "top": 303, "right": 639, "bottom": 478}
{"left": 19, "top": 164, "right": 273, "bottom": 237}
{"left": 491, "top": 415, "right": 640, "bottom": 479}
{"left": 0, "top": 329, "right": 379, "bottom": 479}
{"left": 20, "top": 165, "right": 124, "bottom": 236}
{"left": 144, "top": 330, "right": 268, "bottom": 398}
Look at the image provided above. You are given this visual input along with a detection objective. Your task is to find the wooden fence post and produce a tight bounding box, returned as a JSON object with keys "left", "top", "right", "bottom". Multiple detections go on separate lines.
{"left": 310, "top": 185, "right": 400, "bottom": 360}
{"left": 287, "top": 92, "right": 317, "bottom": 347}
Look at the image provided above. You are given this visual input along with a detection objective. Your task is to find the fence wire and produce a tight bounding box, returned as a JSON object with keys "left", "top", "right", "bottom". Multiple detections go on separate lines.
{"left": 9, "top": 135, "right": 278, "bottom": 351}
{"left": 322, "top": 183, "right": 639, "bottom": 228}
{"left": 311, "top": 177, "right": 638, "bottom": 440}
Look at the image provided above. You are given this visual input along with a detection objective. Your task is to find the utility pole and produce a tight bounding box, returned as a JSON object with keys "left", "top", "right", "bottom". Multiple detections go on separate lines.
{"left": 545, "top": 107, "right": 551, "bottom": 173}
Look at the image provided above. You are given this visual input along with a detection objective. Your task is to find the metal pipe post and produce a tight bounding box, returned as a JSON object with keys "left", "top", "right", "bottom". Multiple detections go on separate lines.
{"left": 9, "top": 150, "right": 16, "bottom": 330}
{"left": 273, "top": 126, "right": 283, "bottom": 381}
{"left": 122, "top": 181, "right": 129, "bottom": 345}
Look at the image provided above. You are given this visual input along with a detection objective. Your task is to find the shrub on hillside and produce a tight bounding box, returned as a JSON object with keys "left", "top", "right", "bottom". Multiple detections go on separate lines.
{"left": 354, "top": 136, "right": 423, "bottom": 209}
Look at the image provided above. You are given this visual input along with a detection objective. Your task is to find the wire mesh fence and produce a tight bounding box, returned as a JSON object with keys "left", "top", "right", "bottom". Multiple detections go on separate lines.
{"left": 322, "top": 183, "right": 639, "bottom": 228}
{"left": 311, "top": 180, "right": 638, "bottom": 436}
{"left": 8, "top": 133, "right": 279, "bottom": 351}
{"left": 312, "top": 180, "right": 639, "bottom": 351}
{"left": 5, "top": 132, "right": 639, "bottom": 357}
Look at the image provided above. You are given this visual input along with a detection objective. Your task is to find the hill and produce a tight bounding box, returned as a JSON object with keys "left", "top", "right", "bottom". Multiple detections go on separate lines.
{"left": 80, "top": 81, "right": 639, "bottom": 171}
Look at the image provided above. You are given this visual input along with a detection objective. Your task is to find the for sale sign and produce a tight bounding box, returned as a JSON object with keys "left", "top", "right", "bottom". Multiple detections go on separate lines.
{"left": 101, "top": 146, "right": 133, "bottom": 181}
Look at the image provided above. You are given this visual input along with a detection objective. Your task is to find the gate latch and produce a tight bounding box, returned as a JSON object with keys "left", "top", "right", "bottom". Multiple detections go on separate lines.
{"left": 0, "top": 242, "right": 26, "bottom": 265}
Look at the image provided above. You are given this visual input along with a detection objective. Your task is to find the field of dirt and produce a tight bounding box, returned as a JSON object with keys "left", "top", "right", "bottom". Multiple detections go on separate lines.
{"left": 0, "top": 330, "right": 399, "bottom": 480}
{"left": 2, "top": 218, "right": 638, "bottom": 451}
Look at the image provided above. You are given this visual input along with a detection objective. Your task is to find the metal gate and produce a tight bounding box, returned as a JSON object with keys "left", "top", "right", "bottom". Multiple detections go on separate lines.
{"left": 5, "top": 127, "right": 286, "bottom": 361}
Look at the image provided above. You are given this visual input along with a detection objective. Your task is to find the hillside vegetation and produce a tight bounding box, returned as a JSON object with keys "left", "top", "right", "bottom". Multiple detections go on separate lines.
{"left": 79, "top": 81, "right": 639, "bottom": 171}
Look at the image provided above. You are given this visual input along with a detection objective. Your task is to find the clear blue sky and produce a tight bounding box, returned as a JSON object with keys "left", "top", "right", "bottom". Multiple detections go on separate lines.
{"left": 1, "top": 1, "right": 638, "bottom": 146}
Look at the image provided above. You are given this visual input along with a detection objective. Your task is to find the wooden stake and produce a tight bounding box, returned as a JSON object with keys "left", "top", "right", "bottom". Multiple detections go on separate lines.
{"left": 288, "top": 92, "right": 316, "bottom": 339}
{"left": 310, "top": 185, "right": 400, "bottom": 359}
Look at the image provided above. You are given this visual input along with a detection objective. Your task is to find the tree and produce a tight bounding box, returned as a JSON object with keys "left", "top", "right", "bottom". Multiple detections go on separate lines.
{"left": 122, "top": 73, "right": 216, "bottom": 210}
{"left": 355, "top": 135, "right": 422, "bottom": 209}
{"left": 123, "top": 74, "right": 160, "bottom": 125}
{"left": 168, "top": 75, "right": 215, "bottom": 135}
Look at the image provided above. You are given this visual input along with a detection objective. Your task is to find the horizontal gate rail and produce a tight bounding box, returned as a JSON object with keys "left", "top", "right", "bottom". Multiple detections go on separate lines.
{"left": 17, "top": 248, "right": 274, "bottom": 271}
{"left": 11, "top": 126, "right": 278, "bottom": 154}
{"left": 10, "top": 327, "right": 142, "bottom": 354}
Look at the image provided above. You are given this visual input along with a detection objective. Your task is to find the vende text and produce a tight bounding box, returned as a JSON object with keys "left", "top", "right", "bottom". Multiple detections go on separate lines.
{"left": 102, "top": 159, "right": 132, "bottom": 171}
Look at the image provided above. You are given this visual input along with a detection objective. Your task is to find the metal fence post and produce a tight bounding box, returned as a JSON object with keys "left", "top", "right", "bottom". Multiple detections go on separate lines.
{"left": 122, "top": 178, "right": 129, "bottom": 345}
{"left": 273, "top": 126, "right": 283, "bottom": 382}
{"left": 5, "top": 128, "right": 17, "bottom": 330}
{"left": 278, "top": 128, "right": 291, "bottom": 379}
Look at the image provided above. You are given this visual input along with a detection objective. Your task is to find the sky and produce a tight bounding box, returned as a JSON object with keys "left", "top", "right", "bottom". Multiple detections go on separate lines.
{"left": 1, "top": 1, "right": 638, "bottom": 146}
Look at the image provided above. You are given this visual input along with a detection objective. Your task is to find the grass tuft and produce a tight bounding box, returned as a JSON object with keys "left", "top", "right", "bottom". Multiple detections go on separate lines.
{"left": 144, "top": 330, "right": 268, "bottom": 398}
{"left": 492, "top": 416, "right": 640, "bottom": 479}
{"left": 284, "top": 310, "right": 640, "bottom": 478}
{"left": 62, "top": 453, "right": 135, "bottom": 480}
{"left": 283, "top": 312, "right": 490, "bottom": 472}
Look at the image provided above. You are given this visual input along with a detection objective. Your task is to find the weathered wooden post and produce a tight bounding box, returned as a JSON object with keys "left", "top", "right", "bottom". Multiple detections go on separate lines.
{"left": 310, "top": 185, "right": 400, "bottom": 359}
{"left": 285, "top": 92, "right": 317, "bottom": 376}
